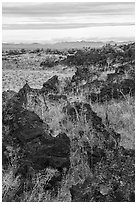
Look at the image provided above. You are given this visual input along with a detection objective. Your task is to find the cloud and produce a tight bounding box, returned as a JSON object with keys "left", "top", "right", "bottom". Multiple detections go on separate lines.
{"left": 2, "top": 2, "right": 135, "bottom": 43}
{"left": 2, "top": 2, "right": 135, "bottom": 30}
{"left": 3, "top": 22, "right": 134, "bottom": 30}
{"left": 2, "top": 2, "right": 135, "bottom": 17}
{"left": 2, "top": 25, "right": 135, "bottom": 43}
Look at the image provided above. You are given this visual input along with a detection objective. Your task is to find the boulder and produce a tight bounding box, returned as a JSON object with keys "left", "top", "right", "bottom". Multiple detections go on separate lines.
{"left": 63, "top": 102, "right": 104, "bottom": 128}
{"left": 17, "top": 83, "right": 48, "bottom": 119}
{"left": 97, "top": 78, "right": 135, "bottom": 103}
{"left": 70, "top": 147, "right": 135, "bottom": 202}
{"left": 63, "top": 102, "right": 119, "bottom": 152}
{"left": 17, "top": 82, "right": 32, "bottom": 105}
{"left": 3, "top": 108, "right": 70, "bottom": 171}
{"left": 26, "top": 133, "right": 70, "bottom": 171}
{"left": 41, "top": 75, "right": 59, "bottom": 94}
{"left": 3, "top": 103, "right": 49, "bottom": 160}
{"left": 120, "top": 78, "right": 135, "bottom": 96}
{"left": 3, "top": 83, "right": 48, "bottom": 120}
{"left": 98, "top": 83, "right": 121, "bottom": 102}
{"left": 70, "top": 177, "right": 95, "bottom": 202}
{"left": 2, "top": 86, "right": 71, "bottom": 172}
{"left": 63, "top": 104, "right": 77, "bottom": 122}
{"left": 71, "top": 67, "right": 89, "bottom": 84}
{"left": 3, "top": 104, "right": 70, "bottom": 171}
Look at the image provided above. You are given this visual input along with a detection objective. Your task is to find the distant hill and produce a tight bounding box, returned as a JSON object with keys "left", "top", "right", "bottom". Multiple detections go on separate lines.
{"left": 2, "top": 40, "right": 134, "bottom": 51}
{"left": 50, "top": 41, "right": 106, "bottom": 49}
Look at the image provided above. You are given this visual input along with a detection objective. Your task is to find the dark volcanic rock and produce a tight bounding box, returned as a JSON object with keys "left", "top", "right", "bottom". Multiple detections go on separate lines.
{"left": 3, "top": 108, "right": 70, "bottom": 171}
{"left": 3, "top": 82, "right": 48, "bottom": 120}
{"left": 48, "top": 94, "right": 67, "bottom": 103}
{"left": 17, "top": 82, "right": 32, "bottom": 105}
{"left": 98, "top": 78, "right": 135, "bottom": 103}
{"left": 3, "top": 105, "right": 70, "bottom": 171}
{"left": 2, "top": 94, "right": 50, "bottom": 167}
{"left": 70, "top": 148, "right": 135, "bottom": 202}
{"left": 67, "top": 64, "right": 135, "bottom": 103}
{"left": 63, "top": 102, "right": 105, "bottom": 129}
{"left": 120, "top": 78, "right": 135, "bottom": 96}
{"left": 2, "top": 90, "right": 17, "bottom": 107}
{"left": 41, "top": 75, "right": 59, "bottom": 94}
{"left": 43, "top": 171, "right": 62, "bottom": 192}
{"left": 7, "top": 108, "right": 46, "bottom": 144}
{"left": 17, "top": 83, "right": 48, "bottom": 119}
{"left": 63, "top": 104, "right": 78, "bottom": 122}
{"left": 98, "top": 83, "right": 120, "bottom": 102}
{"left": 2, "top": 87, "right": 47, "bottom": 144}
{"left": 27, "top": 133, "right": 70, "bottom": 171}
{"left": 71, "top": 67, "right": 89, "bottom": 84}
{"left": 2, "top": 86, "right": 71, "bottom": 172}
{"left": 63, "top": 102, "right": 120, "bottom": 168}
{"left": 92, "top": 77, "right": 135, "bottom": 103}
{"left": 70, "top": 177, "right": 95, "bottom": 202}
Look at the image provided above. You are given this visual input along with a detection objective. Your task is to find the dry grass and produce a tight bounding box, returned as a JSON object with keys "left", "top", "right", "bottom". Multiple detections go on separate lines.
{"left": 91, "top": 95, "right": 135, "bottom": 149}
{"left": 2, "top": 95, "right": 135, "bottom": 201}
{"left": 2, "top": 68, "right": 74, "bottom": 92}
{"left": 2, "top": 160, "right": 21, "bottom": 202}
{"left": 2, "top": 112, "right": 94, "bottom": 202}
{"left": 22, "top": 168, "right": 59, "bottom": 202}
{"left": 2, "top": 65, "right": 135, "bottom": 201}
{"left": 45, "top": 103, "right": 66, "bottom": 136}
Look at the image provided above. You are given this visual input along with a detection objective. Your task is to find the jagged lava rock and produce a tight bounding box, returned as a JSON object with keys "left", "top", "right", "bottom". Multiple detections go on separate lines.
{"left": 2, "top": 90, "right": 17, "bottom": 106}
{"left": 28, "top": 133, "right": 70, "bottom": 171}
{"left": 17, "top": 82, "right": 48, "bottom": 119}
{"left": 41, "top": 75, "right": 60, "bottom": 94}
{"left": 2, "top": 85, "right": 71, "bottom": 172}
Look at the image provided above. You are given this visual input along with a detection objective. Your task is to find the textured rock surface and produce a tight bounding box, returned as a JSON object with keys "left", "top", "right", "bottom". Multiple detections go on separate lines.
{"left": 48, "top": 94, "right": 67, "bottom": 103}
{"left": 41, "top": 75, "right": 59, "bottom": 94}
{"left": 2, "top": 84, "right": 70, "bottom": 172}
{"left": 70, "top": 147, "right": 135, "bottom": 202}
{"left": 65, "top": 64, "right": 135, "bottom": 103}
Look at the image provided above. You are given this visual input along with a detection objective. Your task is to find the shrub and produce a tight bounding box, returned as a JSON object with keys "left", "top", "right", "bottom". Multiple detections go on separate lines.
{"left": 40, "top": 56, "right": 58, "bottom": 68}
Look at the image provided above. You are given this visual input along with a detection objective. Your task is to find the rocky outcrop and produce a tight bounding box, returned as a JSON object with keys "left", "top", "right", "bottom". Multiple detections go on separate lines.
{"left": 3, "top": 106, "right": 47, "bottom": 144}
{"left": 17, "top": 83, "right": 48, "bottom": 119}
{"left": 120, "top": 78, "right": 135, "bottom": 96}
{"left": 41, "top": 75, "right": 60, "bottom": 94}
{"left": 3, "top": 75, "right": 62, "bottom": 121}
{"left": 87, "top": 77, "right": 135, "bottom": 103}
{"left": 2, "top": 85, "right": 70, "bottom": 173}
{"left": 63, "top": 102, "right": 135, "bottom": 202}
{"left": 98, "top": 78, "right": 135, "bottom": 102}
{"left": 26, "top": 132, "right": 70, "bottom": 171}
{"left": 71, "top": 67, "right": 89, "bottom": 84}
{"left": 2, "top": 90, "right": 17, "bottom": 106}
{"left": 63, "top": 102, "right": 105, "bottom": 128}
{"left": 63, "top": 102, "right": 121, "bottom": 160}
{"left": 70, "top": 147, "right": 135, "bottom": 202}
{"left": 66, "top": 64, "right": 135, "bottom": 103}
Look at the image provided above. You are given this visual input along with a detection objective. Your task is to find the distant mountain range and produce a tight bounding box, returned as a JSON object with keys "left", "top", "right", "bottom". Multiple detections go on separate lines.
{"left": 2, "top": 40, "right": 134, "bottom": 50}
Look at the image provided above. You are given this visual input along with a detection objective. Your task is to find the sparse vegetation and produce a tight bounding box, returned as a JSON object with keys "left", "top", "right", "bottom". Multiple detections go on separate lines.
{"left": 2, "top": 42, "right": 135, "bottom": 202}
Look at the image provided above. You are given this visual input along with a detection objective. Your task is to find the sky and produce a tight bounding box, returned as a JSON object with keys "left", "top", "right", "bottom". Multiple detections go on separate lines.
{"left": 2, "top": 2, "right": 135, "bottom": 43}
